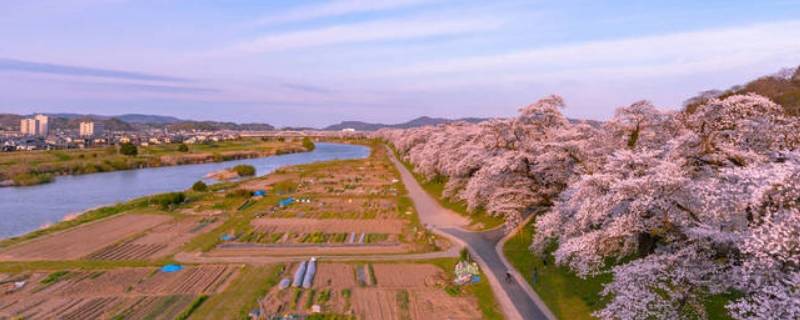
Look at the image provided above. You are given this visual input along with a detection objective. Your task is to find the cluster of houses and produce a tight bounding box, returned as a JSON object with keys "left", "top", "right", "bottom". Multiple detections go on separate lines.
{"left": 0, "top": 117, "right": 242, "bottom": 152}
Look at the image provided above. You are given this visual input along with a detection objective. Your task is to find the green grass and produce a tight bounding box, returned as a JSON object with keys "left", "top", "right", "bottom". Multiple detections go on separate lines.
{"left": 504, "top": 220, "right": 739, "bottom": 320}
{"left": 189, "top": 265, "right": 283, "bottom": 320}
{"left": 0, "top": 259, "right": 166, "bottom": 273}
{"left": 291, "top": 287, "right": 303, "bottom": 309}
{"left": 40, "top": 270, "right": 69, "bottom": 285}
{"left": 175, "top": 295, "right": 208, "bottom": 320}
{"left": 397, "top": 289, "right": 410, "bottom": 320}
{"left": 503, "top": 220, "right": 609, "bottom": 320}
{"left": 304, "top": 288, "right": 317, "bottom": 309}
{"left": 705, "top": 292, "right": 741, "bottom": 320}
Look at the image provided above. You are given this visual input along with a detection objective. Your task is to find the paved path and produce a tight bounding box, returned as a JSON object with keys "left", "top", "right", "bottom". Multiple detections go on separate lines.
{"left": 387, "top": 146, "right": 554, "bottom": 320}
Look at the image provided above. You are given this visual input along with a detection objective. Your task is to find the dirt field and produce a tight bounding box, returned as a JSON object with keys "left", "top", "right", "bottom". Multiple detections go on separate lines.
{"left": 371, "top": 263, "right": 443, "bottom": 288}
{"left": 259, "top": 263, "right": 482, "bottom": 320}
{"left": 292, "top": 149, "right": 400, "bottom": 197}
{"left": 271, "top": 196, "right": 400, "bottom": 219}
{"left": 0, "top": 265, "right": 239, "bottom": 319}
{"left": 239, "top": 172, "right": 299, "bottom": 191}
{"left": 0, "top": 214, "right": 171, "bottom": 261}
{"left": 251, "top": 218, "right": 403, "bottom": 234}
{"left": 87, "top": 217, "right": 221, "bottom": 260}
{"left": 209, "top": 243, "right": 411, "bottom": 256}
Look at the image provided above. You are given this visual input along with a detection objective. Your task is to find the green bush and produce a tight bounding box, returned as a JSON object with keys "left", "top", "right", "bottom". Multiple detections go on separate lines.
{"left": 303, "top": 137, "right": 316, "bottom": 151}
{"left": 192, "top": 180, "right": 208, "bottom": 192}
{"left": 177, "top": 143, "right": 189, "bottom": 152}
{"left": 150, "top": 192, "right": 185, "bottom": 209}
{"left": 225, "top": 189, "right": 252, "bottom": 198}
{"left": 119, "top": 143, "right": 138, "bottom": 156}
{"left": 41, "top": 271, "right": 69, "bottom": 285}
{"left": 232, "top": 164, "right": 256, "bottom": 177}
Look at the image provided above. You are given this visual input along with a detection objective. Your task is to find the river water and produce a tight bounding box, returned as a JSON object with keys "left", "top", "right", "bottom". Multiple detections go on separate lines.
{"left": 0, "top": 142, "right": 370, "bottom": 238}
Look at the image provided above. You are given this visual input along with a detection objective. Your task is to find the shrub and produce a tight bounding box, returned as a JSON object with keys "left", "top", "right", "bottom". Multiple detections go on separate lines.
{"left": 177, "top": 143, "right": 189, "bottom": 152}
{"left": 232, "top": 164, "right": 256, "bottom": 177}
{"left": 41, "top": 271, "right": 69, "bottom": 285}
{"left": 192, "top": 180, "right": 208, "bottom": 192}
{"left": 151, "top": 192, "right": 185, "bottom": 209}
{"left": 119, "top": 143, "right": 138, "bottom": 156}
{"left": 302, "top": 137, "right": 316, "bottom": 151}
{"left": 225, "top": 189, "right": 252, "bottom": 198}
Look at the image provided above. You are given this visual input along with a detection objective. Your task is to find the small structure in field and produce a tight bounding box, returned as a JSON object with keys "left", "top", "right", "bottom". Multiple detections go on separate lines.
{"left": 453, "top": 261, "right": 480, "bottom": 285}
{"left": 302, "top": 257, "right": 317, "bottom": 288}
{"left": 292, "top": 261, "right": 307, "bottom": 287}
{"left": 160, "top": 264, "right": 183, "bottom": 273}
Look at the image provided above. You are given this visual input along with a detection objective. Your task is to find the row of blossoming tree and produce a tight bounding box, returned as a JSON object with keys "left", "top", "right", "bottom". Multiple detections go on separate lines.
{"left": 376, "top": 93, "right": 800, "bottom": 319}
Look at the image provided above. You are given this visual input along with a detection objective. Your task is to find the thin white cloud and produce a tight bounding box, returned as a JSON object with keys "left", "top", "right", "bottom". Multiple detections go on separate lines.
{"left": 226, "top": 15, "right": 502, "bottom": 54}
{"left": 251, "top": 0, "right": 434, "bottom": 26}
{"left": 385, "top": 20, "right": 800, "bottom": 81}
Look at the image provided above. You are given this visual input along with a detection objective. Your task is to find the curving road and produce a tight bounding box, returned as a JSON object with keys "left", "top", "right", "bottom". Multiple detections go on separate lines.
{"left": 386, "top": 146, "right": 555, "bottom": 320}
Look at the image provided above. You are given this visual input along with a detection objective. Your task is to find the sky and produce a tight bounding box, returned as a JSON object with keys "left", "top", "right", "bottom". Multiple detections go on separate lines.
{"left": 1, "top": 0, "right": 800, "bottom": 128}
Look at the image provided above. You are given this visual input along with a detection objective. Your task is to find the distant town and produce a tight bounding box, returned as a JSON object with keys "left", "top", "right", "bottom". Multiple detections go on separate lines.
{"left": 0, "top": 113, "right": 481, "bottom": 152}
{"left": 1, "top": 114, "right": 251, "bottom": 152}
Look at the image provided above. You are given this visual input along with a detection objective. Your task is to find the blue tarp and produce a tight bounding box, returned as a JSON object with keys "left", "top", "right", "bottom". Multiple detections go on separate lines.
{"left": 278, "top": 197, "right": 295, "bottom": 207}
{"left": 471, "top": 275, "right": 481, "bottom": 283}
{"left": 160, "top": 264, "right": 183, "bottom": 273}
{"left": 221, "top": 234, "right": 234, "bottom": 241}
{"left": 254, "top": 190, "right": 267, "bottom": 196}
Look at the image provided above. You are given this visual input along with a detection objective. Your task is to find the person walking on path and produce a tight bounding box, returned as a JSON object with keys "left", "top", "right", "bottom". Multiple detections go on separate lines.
{"left": 505, "top": 270, "right": 513, "bottom": 283}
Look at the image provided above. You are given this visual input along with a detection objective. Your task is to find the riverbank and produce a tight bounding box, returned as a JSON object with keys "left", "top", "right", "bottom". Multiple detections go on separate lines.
{"left": 0, "top": 142, "right": 368, "bottom": 238}
{"left": 0, "top": 137, "right": 311, "bottom": 187}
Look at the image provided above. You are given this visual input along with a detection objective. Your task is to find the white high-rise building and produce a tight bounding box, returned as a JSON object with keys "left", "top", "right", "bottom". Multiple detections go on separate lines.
{"left": 20, "top": 118, "right": 39, "bottom": 135}
{"left": 34, "top": 114, "right": 49, "bottom": 136}
{"left": 79, "top": 121, "right": 104, "bottom": 137}
{"left": 19, "top": 114, "right": 50, "bottom": 136}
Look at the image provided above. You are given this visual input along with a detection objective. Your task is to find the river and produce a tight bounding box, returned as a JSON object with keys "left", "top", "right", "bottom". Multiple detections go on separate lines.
{"left": 0, "top": 142, "right": 370, "bottom": 238}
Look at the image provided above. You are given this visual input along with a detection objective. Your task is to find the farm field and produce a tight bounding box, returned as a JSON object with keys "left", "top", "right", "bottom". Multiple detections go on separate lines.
{"left": 201, "top": 142, "right": 443, "bottom": 257}
{"left": 0, "top": 214, "right": 171, "bottom": 261}
{"left": 0, "top": 265, "right": 238, "bottom": 319}
{"left": 260, "top": 261, "right": 485, "bottom": 319}
{"left": 0, "top": 140, "right": 503, "bottom": 319}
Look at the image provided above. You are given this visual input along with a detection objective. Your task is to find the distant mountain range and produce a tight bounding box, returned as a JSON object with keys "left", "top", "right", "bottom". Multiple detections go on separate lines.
{"left": 0, "top": 111, "right": 601, "bottom": 133}
{"left": 323, "top": 116, "right": 489, "bottom": 131}
{"left": 1, "top": 113, "right": 488, "bottom": 132}
{"left": 0, "top": 113, "right": 272, "bottom": 132}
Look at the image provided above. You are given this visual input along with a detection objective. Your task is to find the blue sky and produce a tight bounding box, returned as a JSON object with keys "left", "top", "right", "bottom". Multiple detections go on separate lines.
{"left": 1, "top": 0, "right": 799, "bottom": 127}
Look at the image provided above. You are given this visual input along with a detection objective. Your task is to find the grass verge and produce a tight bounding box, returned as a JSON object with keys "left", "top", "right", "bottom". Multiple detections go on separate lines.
{"left": 503, "top": 220, "right": 609, "bottom": 320}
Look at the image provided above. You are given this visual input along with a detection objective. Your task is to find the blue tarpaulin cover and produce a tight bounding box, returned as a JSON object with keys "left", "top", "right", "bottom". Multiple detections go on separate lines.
{"left": 278, "top": 197, "right": 295, "bottom": 207}
{"left": 160, "top": 264, "right": 183, "bottom": 273}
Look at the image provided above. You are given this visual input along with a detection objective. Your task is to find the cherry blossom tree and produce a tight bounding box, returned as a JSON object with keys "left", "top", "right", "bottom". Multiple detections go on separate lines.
{"left": 377, "top": 92, "right": 800, "bottom": 319}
